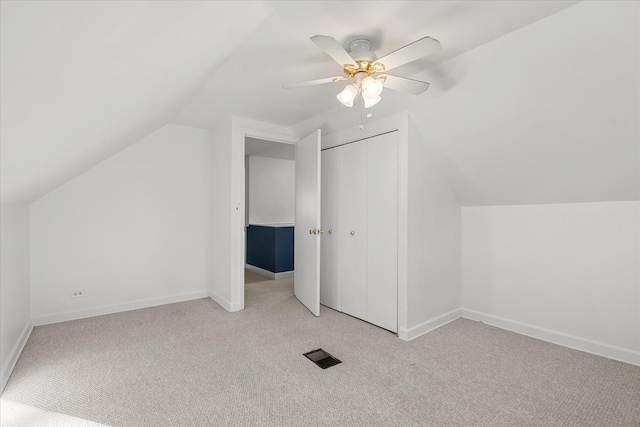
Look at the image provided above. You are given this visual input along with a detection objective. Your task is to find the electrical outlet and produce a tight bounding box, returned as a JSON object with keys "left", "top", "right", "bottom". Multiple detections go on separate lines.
{"left": 70, "top": 291, "right": 85, "bottom": 299}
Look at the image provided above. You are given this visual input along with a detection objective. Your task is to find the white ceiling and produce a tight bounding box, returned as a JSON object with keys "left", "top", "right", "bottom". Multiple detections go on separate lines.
{"left": 417, "top": 0, "right": 639, "bottom": 205}
{"left": 290, "top": 1, "right": 640, "bottom": 206}
{"left": 173, "top": 0, "right": 579, "bottom": 129}
{"left": 2, "top": 0, "right": 637, "bottom": 206}
{"left": 0, "top": 1, "right": 275, "bottom": 204}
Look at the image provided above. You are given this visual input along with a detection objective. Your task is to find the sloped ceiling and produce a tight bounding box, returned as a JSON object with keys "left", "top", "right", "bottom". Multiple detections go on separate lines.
{"left": 414, "top": 0, "right": 640, "bottom": 205}
{"left": 5, "top": 0, "right": 635, "bottom": 207}
{"left": 290, "top": 1, "right": 640, "bottom": 205}
{"left": 173, "top": 0, "right": 579, "bottom": 129}
{"left": 0, "top": 0, "right": 275, "bottom": 204}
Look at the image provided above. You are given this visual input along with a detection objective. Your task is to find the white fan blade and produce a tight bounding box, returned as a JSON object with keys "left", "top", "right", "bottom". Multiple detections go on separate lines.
{"left": 381, "top": 75, "right": 430, "bottom": 95}
{"left": 376, "top": 36, "right": 440, "bottom": 72}
{"left": 283, "top": 76, "right": 345, "bottom": 89}
{"left": 310, "top": 35, "right": 356, "bottom": 67}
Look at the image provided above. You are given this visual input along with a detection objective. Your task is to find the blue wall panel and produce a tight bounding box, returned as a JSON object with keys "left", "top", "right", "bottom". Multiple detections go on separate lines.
{"left": 274, "top": 227, "right": 294, "bottom": 273}
{"left": 246, "top": 225, "right": 294, "bottom": 273}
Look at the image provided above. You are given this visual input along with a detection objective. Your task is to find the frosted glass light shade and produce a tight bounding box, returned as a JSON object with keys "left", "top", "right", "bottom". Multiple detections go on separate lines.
{"left": 337, "top": 84, "right": 358, "bottom": 107}
{"left": 361, "top": 76, "right": 383, "bottom": 98}
{"left": 363, "top": 95, "right": 381, "bottom": 108}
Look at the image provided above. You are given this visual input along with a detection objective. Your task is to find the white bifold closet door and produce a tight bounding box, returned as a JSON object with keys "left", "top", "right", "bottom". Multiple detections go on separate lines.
{"left": 320, "top": 147, "right": 342, "bottom": 310}
{"left": 365, "top": 132, "right": 398, "bottom": 332}
{"left": 341, "top": 141, "right": 369, "bottom": 321}
{"left": 320, "top": 131, "right": 398, "bottom": 332}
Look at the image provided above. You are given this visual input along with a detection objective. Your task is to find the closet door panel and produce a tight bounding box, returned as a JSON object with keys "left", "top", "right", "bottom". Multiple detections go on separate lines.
{"left": 320, "top": 148, "right": 342, "bottom": 311}
{"left": 340, "top": 142, "right": 368, "bottom": 321}
{"left": 367, "top": 132, "right": 398, "bottom": 332}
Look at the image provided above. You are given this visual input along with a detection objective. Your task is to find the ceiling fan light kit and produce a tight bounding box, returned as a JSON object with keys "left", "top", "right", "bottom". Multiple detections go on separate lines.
{"left": 361, "top": 76, "right": 384, "bottom": 98}
{"left": 337, "top": 83, "right": 359, "bottom": 107}
{"left": 285, "top": 34, "right": 441, "bottom": 111}
{"left": 362, "top": 95, "right": 381, "bottom": 109}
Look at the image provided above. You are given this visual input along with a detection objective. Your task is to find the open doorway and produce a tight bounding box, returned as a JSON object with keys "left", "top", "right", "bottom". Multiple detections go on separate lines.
{"left": 231, "top": 119, "right": 320, "bottom": 315}
{"left": 244, "top": 137, "right": 296, "bottom": 287}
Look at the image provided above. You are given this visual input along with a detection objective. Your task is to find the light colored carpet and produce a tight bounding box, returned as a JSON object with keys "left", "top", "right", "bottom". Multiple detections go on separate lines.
{"left": 0, "top": 400, "right": 106, "bottom": 427}
{"left": 244, "top": 268, "right": 273, "bottom": 284}
{"left": 2, "top": 277, "right": 639, "bottom": 426}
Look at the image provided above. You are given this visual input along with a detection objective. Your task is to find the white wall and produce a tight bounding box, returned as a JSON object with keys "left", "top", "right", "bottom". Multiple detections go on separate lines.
{"left": 1, "top": 204, "right": 31, "bottom": 391}
{"left": 247, "top": 156, "right": 295, "bottom": 225}
{"left": 461, "top": 201, "right": 640, "bottom": 365}
{"left": 210, "top": 118, "right": 234, "bottom": 309}
{"left": 405, "top": 117, "right": 461, "bottom": 338}
{"left": 29, "top": 124, "right": 214, "bottom": 324}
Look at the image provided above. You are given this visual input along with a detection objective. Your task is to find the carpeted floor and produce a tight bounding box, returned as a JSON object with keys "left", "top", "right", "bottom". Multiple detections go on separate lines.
{"left": 2, "top": 277, "right": 639, "bottom": 426}
{"left": 244, "top": 268, "right": 273, "bottom": 284}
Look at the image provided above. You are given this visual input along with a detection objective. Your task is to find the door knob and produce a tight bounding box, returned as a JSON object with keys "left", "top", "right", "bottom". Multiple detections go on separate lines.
{"left": 318, "top": 229, "right": 324, "bottom": 234}
{"left": 309, "top": 229, "right": 317, "bottom": 235}
{"left": 350, "top": 231, "right": 355, "bottom": 236}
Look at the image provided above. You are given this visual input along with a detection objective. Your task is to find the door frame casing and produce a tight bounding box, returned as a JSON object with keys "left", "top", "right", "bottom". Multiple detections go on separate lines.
{"left": 230, "top": 116, "right": 298, "bottom": 311}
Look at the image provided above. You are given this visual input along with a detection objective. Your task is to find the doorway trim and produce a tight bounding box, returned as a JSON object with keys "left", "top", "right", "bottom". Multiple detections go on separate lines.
{"left": 230, "top": 116, "right": 298, "bottom": 311}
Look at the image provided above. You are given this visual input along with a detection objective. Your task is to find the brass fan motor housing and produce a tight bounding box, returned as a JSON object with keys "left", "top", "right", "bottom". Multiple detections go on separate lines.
{"left": 341, "top": 61, "right": 386, "bottom": 79}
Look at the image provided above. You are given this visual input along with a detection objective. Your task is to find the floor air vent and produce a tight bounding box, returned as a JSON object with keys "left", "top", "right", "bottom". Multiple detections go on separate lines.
{"left": 303, "top": 349, "right": 342, "bottom": 369}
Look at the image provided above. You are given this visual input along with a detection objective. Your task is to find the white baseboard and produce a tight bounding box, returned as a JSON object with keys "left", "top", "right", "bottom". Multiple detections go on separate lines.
{"left": 245, "top": 264, "right": 293, "bottom": 280}
{"left": 399, "top": 308, "right": 461, "bottom": 341}
{"left": 32, "top": 290, "right": 210, "bottom": 326}
{"left": 1, "top": 320, "right": 33, "bottom": 393}
{"left": 209, "top": 288, "right": 242, "bottom": 312}
{"left": 461, "top": 308, "right": 640, "bottom": 366}
{"left": 274, "top": 271, "right": 294, "bottom": 280}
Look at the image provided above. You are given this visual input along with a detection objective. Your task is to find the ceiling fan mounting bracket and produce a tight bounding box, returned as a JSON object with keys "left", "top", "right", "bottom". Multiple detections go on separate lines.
{"left": 348, "top": 39, "right": 372, "bottom": 53}
{"left": 347, "top": 39, "right": 378, "bottom": 62}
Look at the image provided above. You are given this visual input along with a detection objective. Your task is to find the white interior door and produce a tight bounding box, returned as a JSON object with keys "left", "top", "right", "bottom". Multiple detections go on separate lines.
{"left": 294, "top": 129, "right": 321, "bottom": 316}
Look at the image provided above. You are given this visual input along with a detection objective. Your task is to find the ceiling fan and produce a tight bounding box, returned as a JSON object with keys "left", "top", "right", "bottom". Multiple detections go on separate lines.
{"left": 283, "top": 35, "right": 441, "bottom": 109}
